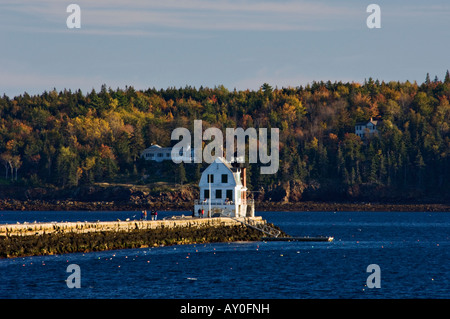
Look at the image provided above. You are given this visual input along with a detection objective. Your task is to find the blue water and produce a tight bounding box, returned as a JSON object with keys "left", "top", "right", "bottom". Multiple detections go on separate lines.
{"left": 0, "top": 211, "right": 449, "bottom": 299}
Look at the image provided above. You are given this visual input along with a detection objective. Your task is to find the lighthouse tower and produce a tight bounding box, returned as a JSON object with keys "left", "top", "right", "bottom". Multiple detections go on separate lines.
{"left": 194, "top": 157, "right": 254, "bottom": 218}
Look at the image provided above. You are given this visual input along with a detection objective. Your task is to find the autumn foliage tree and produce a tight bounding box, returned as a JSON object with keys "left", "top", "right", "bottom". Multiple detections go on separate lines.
{"left": 0, "top": 72, "right": 448, "bottom": 202}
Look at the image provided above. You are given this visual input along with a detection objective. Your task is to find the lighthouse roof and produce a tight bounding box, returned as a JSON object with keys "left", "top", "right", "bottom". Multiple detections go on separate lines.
{"left": 199, "top": 157, "right": 242, "bottom": 187}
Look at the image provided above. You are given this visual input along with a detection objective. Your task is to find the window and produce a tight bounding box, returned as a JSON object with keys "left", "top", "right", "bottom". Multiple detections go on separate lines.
{"left": 157, "top": 153, "right": 163, "bottom": 157}
{"left": 207, "top": 174, "right": 214, "bottom": 183}
{"left": 204, "top": 190, "right": 210, "bottom": 199}
{"left": 215, "top": 189, "right": 222, "bottom": 199}
{"left": 166, "top": 153, "right": 170, "bottom": 157}
{"left": 226, "top": 189, "right": 233, "bottom": 200}
{"left": 221, "top": 174, "right": 228, "bottom": 183}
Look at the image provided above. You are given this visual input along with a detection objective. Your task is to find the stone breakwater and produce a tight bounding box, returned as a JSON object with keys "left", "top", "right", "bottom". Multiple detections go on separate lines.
{"left": 0, "top": 217, "right": 279, "bottom": 258}
{"left": 0, "top": 217, "right": 264, "bottom": 237}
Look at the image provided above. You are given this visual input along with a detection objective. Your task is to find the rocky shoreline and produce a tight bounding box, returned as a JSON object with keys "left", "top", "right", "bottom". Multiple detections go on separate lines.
{"left": 255, "top": 201, "right": 450, "bottom": 212}
{"left": 0, "top": 184, "right": 448, "bottom": 212}
{"left": 0, "top": 198, "right": 448, "bottom": 212}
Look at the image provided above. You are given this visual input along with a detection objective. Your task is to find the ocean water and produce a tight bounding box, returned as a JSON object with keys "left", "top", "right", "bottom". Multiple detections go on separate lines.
{"left": 0, "top": 211, "right": 449, "bottom": 299}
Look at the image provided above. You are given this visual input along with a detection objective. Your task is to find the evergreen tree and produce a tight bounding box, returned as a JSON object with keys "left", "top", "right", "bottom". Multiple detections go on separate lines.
{"left": 178, "top": 163, "right": 187, "bottom": 185}
{"left": 445, "top": 70, "right": 450, "bottom": 84}
{"left": 369, "top": 157, "right": 378, "bottom": 183}
{"left": 425, "top": 73, "right": 431, "bottom": 85}
{"left": 194, "top": 163, "right": 201, "bottom": 183}
{"left": 415, "top": 150, "right": 426, "bottom": 187}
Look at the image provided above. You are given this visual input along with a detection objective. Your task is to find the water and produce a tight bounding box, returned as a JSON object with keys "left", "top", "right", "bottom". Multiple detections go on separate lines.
{"left": 0, "top": 211, "right": 449, "bottom": 299}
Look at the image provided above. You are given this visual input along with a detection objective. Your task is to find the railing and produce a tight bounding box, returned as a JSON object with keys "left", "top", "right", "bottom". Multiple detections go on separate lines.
{"left": 194, "top": 199, "right": 255, "bottom": 206}
{"left": 232, "top": 218, "right": 282, "bottom": 238}
{"left": 194, "top": 199, "right": 234, "bottom": 206}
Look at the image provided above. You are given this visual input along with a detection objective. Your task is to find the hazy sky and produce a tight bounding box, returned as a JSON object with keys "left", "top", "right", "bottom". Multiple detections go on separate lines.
{"left": 1, "top": 0, "right": 450, "bottom": 97}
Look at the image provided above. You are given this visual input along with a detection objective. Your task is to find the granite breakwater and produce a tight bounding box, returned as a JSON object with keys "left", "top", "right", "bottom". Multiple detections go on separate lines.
{"left": 0, "top": 217, "right": 285, "bottom": 258}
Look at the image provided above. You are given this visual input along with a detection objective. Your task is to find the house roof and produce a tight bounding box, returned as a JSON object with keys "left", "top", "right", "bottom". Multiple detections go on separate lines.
{"left": 355, "top": 117, "right": 382, "bottom": 126}
{"left": 200, "top": 157, "right": 242, "bottom": 187}
{"left": 215, "top": 157, "right": 233, "bottom": 170}
{"left": 142, "top": 144, "right": 171, "bottom": 152}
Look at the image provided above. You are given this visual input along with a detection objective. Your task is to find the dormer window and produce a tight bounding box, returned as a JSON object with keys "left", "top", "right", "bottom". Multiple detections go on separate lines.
{"left": 221, "top": 174, "right": 228, "bottom": 183}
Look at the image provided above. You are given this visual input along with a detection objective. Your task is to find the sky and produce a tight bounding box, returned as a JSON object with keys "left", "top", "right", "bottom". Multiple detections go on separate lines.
{"left": 1, "top": 0, "right": 450, "bottom": 97}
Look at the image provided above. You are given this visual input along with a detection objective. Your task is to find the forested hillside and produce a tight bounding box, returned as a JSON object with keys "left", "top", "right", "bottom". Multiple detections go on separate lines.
{"left": 0, "top": 73, "right": 449, "bottom": 203}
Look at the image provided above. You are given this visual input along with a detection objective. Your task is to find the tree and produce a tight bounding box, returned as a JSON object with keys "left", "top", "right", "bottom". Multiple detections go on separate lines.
{"left": 82, "top": 156, "right": 97, "bottom": 184}
{"left": 261, "top": 83, "right": 273, "bottom": 96}
{"left": 178, "top": 162, "right": 187, "bottom": 185}
{"left": 56, "top": 146, "right": 79, "bottom": 187}
{"left": 445, "top": 70, "right": 450, "bottom": 84}
{"left": 11, "top": 155, "right": 22, "bottom": 181}
{"left": 336, "top": 145, "right": 345, "bottom": 181}
{"left": 98, "top": 144, "right": 118, "bottom": 180}
{"left": 194, "top": 163, "right": 201, "bottom": 182}
{"left": 413, "top": 92, "right": 434, "bottom": 117}
{"left": 425, "top": 73, "right": 431, "bottom": 85}
{"left": 415, "top": 150, "right": 426, "bottom": 187}
{"left": 0, "top": 153, "right": 12, "bottom": 180}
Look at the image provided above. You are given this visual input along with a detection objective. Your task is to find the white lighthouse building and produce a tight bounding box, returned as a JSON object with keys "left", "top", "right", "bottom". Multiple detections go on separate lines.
{"left": 194, "top": 157, "right": 254, "bottom": 218}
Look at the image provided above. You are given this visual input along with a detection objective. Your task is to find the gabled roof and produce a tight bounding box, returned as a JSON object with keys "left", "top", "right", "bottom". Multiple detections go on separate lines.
{"left": 355, "top": 117, "right": 382, "bottom": 126}
{"left": 215, "top": 157, "right": 233, "bottom": 170}
{"left": 200, "top": 157, "right": 242, "bottom": 187}
{"left": 142, "top": 144, "right": 171, "bottom": 152}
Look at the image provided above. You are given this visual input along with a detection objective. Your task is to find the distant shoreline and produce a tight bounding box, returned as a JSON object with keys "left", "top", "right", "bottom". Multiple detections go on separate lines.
{"left": 0, "top": 199, "right": 448, "bottom": 212}
{"left": 256, "top": 201, "right": 450, "bottom": 212}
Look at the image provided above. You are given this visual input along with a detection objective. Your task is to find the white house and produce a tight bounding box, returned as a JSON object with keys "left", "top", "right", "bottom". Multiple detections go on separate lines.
{"left": 355, "top": 117, "right": 382, "bottom": 139}
{"left": 141, "top": 144, "right": 197, "bottom": 163}
{"left": 194, "top": 157, "right": 254, "bottom": 218}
